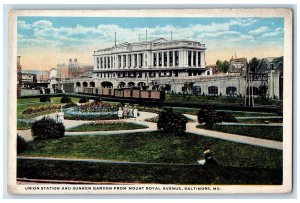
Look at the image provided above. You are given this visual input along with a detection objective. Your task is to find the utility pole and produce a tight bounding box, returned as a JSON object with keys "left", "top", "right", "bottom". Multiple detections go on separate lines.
{"left": 146, "top": 29, "right": 148, "bottom": 42}
{"left": 171, "top": 31, "right": 173, "bottom": 41}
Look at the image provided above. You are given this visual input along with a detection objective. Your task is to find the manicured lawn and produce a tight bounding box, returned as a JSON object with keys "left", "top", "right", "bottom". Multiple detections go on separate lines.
{"left": 17, "top": 97, "right": 81, "bottom": 118}
{"left": 228, "top": 111, "right": 278, "bottom": 117}
{"left": 236, "top": 118, "right": 283, "bottom": 124}
{"left": 19, "top": 132, "right": 282, "bottom": 169}
{"left": 17, "top": 159, "right": 282, "bottom": 184}
{"left": 67, "top": 123, "right": 148, "bottom": 132}
{"left": 17, "top": 121, "right": 32, "bottom": 130}
{"left": 165, "top": 94, "right": 283, "bottom": 106}
{"left": 198, "top": 125, "right": 283, "bottom": 141}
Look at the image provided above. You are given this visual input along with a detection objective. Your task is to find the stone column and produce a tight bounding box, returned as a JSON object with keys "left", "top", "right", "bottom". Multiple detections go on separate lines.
{"left": 127, "top": 54, "right": 130, "bottom": 68}
{"left": 167, "top": 51, "right": 170, "bottom": 68}
{"left": 162, "top": 52, "right": 165, "bottom": 67}
{"left": 155, "top": 52, "right": 159, "bottom": 68}
{"left": 200, "top": 51, "right": 205, "bottom": 68}
{"left": 137, "top": 53, "right": 140, "bottom": 68}
{"left": 121, "top": 55, "right": 124, "bottom": 68}
{"left": 191, "top": 51, "right": 194, "bottom": 67}
{"left": 196, "top": 51, "right": 198, "bottom": 67}
{"left": 172, "top": 51, "right": 175, "bottom": 67}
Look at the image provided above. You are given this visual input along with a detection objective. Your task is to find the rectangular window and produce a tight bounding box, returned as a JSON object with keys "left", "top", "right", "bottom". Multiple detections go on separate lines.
{"left": 193, "top": 51, "right": 196, "bottom": 66}
{"left": 175, "top": 51, "right": 179, "bottom": 66}
{"left": 153, "top": 53, "right": 157, "bottom": 66}
{"left": 164, "top": 52, "right": 167, "bottom": 66}
{"left": 134, "top": 54, "right": 137, "bottom": 67}
{"left": 140, "top": 53, "right": 143, "bottom": 68}
{"left": 198, "top": 52, "right": 201, "bottom": 66}
{"left": 169, "top": 51, "right": 173, "bottom": 66}
{"left": 188, "top": 51, "right": 192, "bottom": 66}
{"left": 159, "top": 52, "right": 162, "bottom": 66}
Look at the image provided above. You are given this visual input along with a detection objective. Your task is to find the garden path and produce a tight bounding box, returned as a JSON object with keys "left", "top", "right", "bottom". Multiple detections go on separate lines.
{"left": 183, "top": 114, "right": 283, "bottom": 126}
{"left": 18, "top": 111, "right": 282, "bottom": 150}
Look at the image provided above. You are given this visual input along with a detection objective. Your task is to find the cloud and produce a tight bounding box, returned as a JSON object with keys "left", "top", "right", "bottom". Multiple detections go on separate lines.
{"left": 260, "top": 32, "right": 280, "bottom": 38}
{"left": 248, "top": 26, "right": 270, "bottom": 35}
{"left": 32, "top": 20, "right": 53, "bottom": 28}
{"left": 18, "top": 20, "right": 31, "bottom": 29}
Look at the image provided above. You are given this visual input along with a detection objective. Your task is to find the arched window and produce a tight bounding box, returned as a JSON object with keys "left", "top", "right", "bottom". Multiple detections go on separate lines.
{"left": 208, "top": 86, "right": 218, "bottom": 95}
{"left": 90, "top": 82, "right": 95, "bottom": 87}
{"left": 192, "top": 85, "right": 201, "bottom": 94}
{"left": 226, "top": 86, "right": 237, "bottom": 95}
{"left": 76, "top": 82, "right": 81, "bottom": 87}
{"left": 83, "top": 82, "right": 88, "bottom": 87}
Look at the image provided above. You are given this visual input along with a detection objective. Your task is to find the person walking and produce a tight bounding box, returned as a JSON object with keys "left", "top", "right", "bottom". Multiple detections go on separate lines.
{"left": 123, "top": 105, "right": 129, "bottom": 119}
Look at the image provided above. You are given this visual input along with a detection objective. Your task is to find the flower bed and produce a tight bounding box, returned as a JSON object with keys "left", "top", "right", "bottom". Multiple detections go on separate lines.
{"left": 22, "top": 104, "right": 62, "bottom": 115}
{"left": 64, "top": 107, "right": 118, "bottom": 120}
{"left": 77, "top": 102, "right": 118, "bottom": 112}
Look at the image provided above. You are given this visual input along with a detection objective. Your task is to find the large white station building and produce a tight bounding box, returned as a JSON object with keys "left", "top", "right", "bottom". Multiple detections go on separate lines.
{"left": 93, "top": 38, "right": 209, "bottom": 89}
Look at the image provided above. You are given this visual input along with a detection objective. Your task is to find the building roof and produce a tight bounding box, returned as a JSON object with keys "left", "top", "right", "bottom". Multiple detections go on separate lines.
{"left": 257, "top": 56, "right": 283, "bottom": 72}
{"left": 94, "top": 38, "right": 205, "bottom": 54}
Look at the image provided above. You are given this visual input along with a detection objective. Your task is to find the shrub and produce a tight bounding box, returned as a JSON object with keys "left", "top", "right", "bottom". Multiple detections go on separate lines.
{"left": 40, "top": 96, "right": 51, "bottom": 102}
{"left": 197, "top": 106, "right": 222, "bottom": 129}
{"left": 217, "top": 111, "right": 237, "bottom": 122}
{"left": 60, "top": 96, "right": 72, "bottom": 103}
{"left": 79, "top": 97, "right": 89, "bottom": 103}
{"left": 31, "top": 117, "right": 65, "bottom": 139}
{"left": 63, "top": 103, "right": 78, "bottom": 109}
{"left": 17, "top": 134, "right": 29, "bottom": 154}
{"left": 157, "top": 108, "right": 187, "bottom": 134}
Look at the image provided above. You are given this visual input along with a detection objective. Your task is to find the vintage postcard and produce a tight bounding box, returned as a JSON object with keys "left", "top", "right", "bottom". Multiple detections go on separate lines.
{"left": 7, "top": 8, "right": 293, "bottom": 194}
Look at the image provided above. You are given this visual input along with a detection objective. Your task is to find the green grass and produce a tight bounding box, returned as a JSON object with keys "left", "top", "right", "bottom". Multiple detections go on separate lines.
{"left": 17, "top": 97, "right": 81, "bottom": 118}
{"left": 17, "top": 159, "right": 282, "bottom": 184}
{"left": 20, "top": 132, "right": 282, "bottom": 169}
{"left": 67, "top": 123, "right": 148, "bottom": 132}
{"left": 165, "top": 94, "right": 283, "bottom": 106}
{"left": 198, "top": 125, "right": 283, "bottom": 141}
{"left": 236, "top": 118, "right": 283, "bottom": 124}
{"left": 17, "top": 121, "right": 32, "bottom": 130}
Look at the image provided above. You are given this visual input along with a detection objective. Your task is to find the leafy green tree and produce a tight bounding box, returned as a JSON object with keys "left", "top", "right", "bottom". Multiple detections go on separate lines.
{"left": 249, "top": 57, "right": 260, "bottom": 72}
{"left": 221, "top": 60, "right": 230, "bottom": 73}
{"left": 216, "top": 60, "right": 229, "bottom": 73}
{"left": 157, "top": 108, "right": 187, "bottom": 134}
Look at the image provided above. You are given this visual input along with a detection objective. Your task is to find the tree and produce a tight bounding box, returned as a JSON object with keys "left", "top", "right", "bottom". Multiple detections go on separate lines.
{"left": 249, "top": 57, "right": 260, "bottom": 73}
{"left": 221, "top": 60, "right": 230, "bottom": 73}
{"left": 31, "top": 117, "right": 65, "bottom": 139}
{"left": 157, "top": 108, "right": 187, "bottom": 134}
{"left": 216, "top": 60, "right": 229, "bottom": 73}
{"left": 198, "top": 107, "right": 236, "bottom": 129}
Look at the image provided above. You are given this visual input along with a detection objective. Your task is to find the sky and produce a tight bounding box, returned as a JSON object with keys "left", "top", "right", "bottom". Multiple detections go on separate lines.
{"left": 17, "top": 17, "right": 284, "bottom": 70}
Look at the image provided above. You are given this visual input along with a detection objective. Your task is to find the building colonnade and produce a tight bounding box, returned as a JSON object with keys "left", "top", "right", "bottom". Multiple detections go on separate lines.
{"left": 95, "top": 49, "right": 205, "bottom": 70}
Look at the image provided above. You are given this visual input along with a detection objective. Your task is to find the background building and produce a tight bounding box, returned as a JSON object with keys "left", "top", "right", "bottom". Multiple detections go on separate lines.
{"left": 92, "top": 38, "right": 207, "bottom": 90}
{"left": 68, "top": 58, "right": 93, "bottom": 78}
